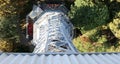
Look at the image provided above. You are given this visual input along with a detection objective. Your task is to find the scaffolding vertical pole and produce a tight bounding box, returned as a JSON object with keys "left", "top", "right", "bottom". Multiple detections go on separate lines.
{"left": 26, "top": 15, "right": 29, "bottom": 39}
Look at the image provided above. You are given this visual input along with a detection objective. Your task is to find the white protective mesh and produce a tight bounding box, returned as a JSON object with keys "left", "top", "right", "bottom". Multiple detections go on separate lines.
{"left": 28, "top": 5, "right": 43, "bottom": 20}
{"left": 33, "top": 11, "right": 78, "bottom": 53}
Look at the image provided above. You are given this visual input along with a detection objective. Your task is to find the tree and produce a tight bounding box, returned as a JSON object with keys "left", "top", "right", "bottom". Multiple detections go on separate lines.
{"left": 109, "top": 12, "right": 120, "bottom": 39}
{"left": 69, "top": 0, "right": 120, "bottom": 52}
{"left": 69, "top": 0, "right": 109, "bottom": 34}
{"left": 0, "top": 0, "right": 33, "bottom": 52}
{"left": 0, "top": 15, "right": 19, "bottom": 40}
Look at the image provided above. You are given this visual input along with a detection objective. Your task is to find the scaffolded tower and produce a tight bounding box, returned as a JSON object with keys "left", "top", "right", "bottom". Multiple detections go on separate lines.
{"left": 27, "top": 2, "right": 78, "bottom": 53}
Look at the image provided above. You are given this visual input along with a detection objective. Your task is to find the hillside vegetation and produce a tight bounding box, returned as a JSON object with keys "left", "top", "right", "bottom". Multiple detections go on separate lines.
{"left": 0, "top": 0, "right": 120, "bottom": 52}
{"left": 69, "top": 0, "right": 120, "bottom": 52}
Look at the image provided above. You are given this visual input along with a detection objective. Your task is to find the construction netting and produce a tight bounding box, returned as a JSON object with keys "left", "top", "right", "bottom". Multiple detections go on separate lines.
{"left": 32, "top": 11, "right": 78, "bottom": 53}
{"left": 27, "top": 4, "right": 78, "bottom": 53}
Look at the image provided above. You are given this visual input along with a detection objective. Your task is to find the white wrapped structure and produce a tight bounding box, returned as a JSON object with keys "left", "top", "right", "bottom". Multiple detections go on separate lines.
{"left": 28, "top": 4, "right": 78, "bottom": 53}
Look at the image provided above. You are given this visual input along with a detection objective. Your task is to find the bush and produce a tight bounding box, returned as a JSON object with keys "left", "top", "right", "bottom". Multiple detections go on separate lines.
{"left": 0, "top": 15, "right": 20, "bottom": 52}
{"left": 69, "top": 0, "right": 120, "bottom": 52}
{"left": 69, "top": 0, "right": 109, "bottom": 34}
{"left": 109, "top": 12, "right": 120, "bottom": 39}
{"left": 73, "top": 36, "right": 120, "bottom": 52}
{"left": 0, "top": 15, "right": 19, "bottom": 42}
{"left": 0, "top": 39, "right": 13, "bottom": 52}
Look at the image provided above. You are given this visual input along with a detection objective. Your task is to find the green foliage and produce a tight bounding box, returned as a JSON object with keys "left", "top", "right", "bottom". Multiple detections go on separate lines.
{"left": 0, "top": 15, "right": 19, "bottom": 41}
{"left": 109, "top": 12, "right": 120, "bottom": 39}
{"left": 73, "top": 37, "right": 120, "bottom": 52}
{"left": 70, "top": 0, "right": 120, "bottom": 52}
{"left": 69, "top": 0, "right": 109, "bottom": 34}
{"left": 0, "top": 0, "right": 119, "bottom": 52}
{"left": 108, "top": 0, "right": 120, "bottom": 19}
{"left": 0, "top": 39, "right": 13, "bottom": 52}
{"left": 0, "top": 0, "right": 33, "bottom": 52}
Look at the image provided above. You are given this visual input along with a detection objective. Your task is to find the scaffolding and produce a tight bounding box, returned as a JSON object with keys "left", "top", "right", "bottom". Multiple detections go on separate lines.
{"left": 26, "top": 4, "right": 78, "bottom": 53}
